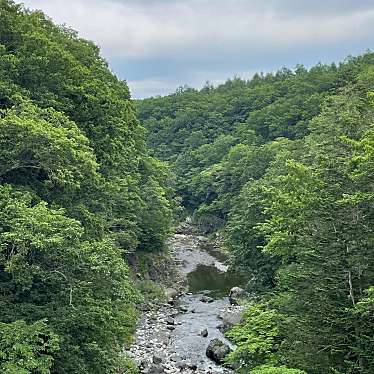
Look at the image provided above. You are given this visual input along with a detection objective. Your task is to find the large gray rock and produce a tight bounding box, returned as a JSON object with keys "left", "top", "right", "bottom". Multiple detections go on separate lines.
{"left": 164, "top": 288, "right": 178, "bottom": 300}
{"left": 175, "top": 360, "right": 187, "bottom": 370}
{"left": 218, "top": 309, "right": 244, "bottom": 332}
{"left": 166, "top": 317, "right": 175, "bottom": 325}
{"left": 200, "top": 328, "right": 208, "bottom": 337}
{"left": 175, "top": 222, "right": 197, "bottom": 234}
{"left": 206, "top": 338, "right": 231, "bottom": 363}
{"left": 229, "top": 287, "right": 245, "bottom": 305}
{"left": 200, "top": 295, "right": 214, "bottom": 303}
{"left": 187, "top": 362, "right": 198, "bottom": 370}
{"left": 152, "top": 353, "right": 165, "bottom": 364}
{"left": 148, "top": 365, "right": 165, "bottom": 374}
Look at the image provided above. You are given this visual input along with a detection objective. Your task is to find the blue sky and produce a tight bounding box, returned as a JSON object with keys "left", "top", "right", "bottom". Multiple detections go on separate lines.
{"left": 22, "top": 0, "right": 374, "bottom": 98}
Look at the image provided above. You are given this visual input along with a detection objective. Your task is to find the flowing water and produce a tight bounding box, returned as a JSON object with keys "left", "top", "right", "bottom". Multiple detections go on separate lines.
{"left": 128, "top": 231, "right": 245, "bottom": 374}
{"left": 169, "top": 233, "right": 244, "bottom": 371}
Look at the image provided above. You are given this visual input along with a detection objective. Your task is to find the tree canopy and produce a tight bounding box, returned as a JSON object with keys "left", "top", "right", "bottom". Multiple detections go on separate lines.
{"left": 141, "top": 54, "right": 374, "bottom": 373}
{"left": 0, "top": 1, "right": 175, "bottom": 372}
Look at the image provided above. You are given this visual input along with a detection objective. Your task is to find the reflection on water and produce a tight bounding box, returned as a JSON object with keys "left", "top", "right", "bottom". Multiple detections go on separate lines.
{"left": 187, "top": 264, "right": 245, "bottom": 298}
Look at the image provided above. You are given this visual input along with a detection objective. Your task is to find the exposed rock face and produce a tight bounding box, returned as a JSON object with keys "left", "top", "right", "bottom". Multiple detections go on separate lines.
{"left": 206, "top": 339, "right": 231, "bottom": 363}
{"left": 175, "top": 222, "right": 198, "bottom": 235}
{"left": 228, "top": 287, "right": 245, "bottom": 305}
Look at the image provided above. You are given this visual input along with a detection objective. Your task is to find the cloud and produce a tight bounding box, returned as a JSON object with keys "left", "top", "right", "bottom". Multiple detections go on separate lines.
{"left": 127, "top": 78, "right": 181, "bottom": 98}
{"left": 22, "top": 0, "right": 374, "bottom": 59}
{"left": 21, "top": 0, "right": 374, "bottom": 97}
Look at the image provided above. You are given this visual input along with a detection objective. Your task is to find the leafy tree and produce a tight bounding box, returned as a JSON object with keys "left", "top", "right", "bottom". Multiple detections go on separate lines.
{"left": 226, "top": 304, "right": 280, "bottom": 370}
{"left": 0, "top": 185, "right": 139, "bottom": 373}
{"left": 0, "top": 320, "right": 59, "bottom": 374}
{"left": 258, "top": 83, "right": 374, "bottom": 373}
{"left": 0, "top": 1, "right": 175, "bottom": 372}
{"left": 250, "top": 366, "right": 306, "bottom": 374}
{"left": 141, "top": 49, "right": 374, "bottom": 373}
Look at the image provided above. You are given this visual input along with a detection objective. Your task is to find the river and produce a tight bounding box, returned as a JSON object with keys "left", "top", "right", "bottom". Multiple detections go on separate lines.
{"left": 127, "top": 231, "right": 245, "bottom": 374}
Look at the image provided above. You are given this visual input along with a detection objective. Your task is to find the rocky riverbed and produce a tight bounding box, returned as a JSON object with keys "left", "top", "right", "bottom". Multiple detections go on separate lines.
{"left": 127, "top": 231, "right": 245, "bottom": 374}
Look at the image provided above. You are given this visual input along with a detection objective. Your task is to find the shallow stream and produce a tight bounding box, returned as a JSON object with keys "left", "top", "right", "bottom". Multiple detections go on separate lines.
{"left": 171, "top": 233, "right": 244, "bottom": 369}
{"left": 128, "top": 231, "right": 245, "bottom": 374}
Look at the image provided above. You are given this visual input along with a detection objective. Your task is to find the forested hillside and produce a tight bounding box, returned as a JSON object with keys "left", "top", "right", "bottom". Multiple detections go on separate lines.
{"left": 1, "top": 0, "right": 373, "bottom": 373}
{"left": 139, "top": 55, "right": 374, "bottom": 373}
{"left": 0, "top": 1, "right": 175, "bottom": 373}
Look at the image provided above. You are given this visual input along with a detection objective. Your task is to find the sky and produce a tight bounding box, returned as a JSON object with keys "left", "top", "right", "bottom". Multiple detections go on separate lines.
{"left": 21, "top": 0, "right": 374, "bottom": 98}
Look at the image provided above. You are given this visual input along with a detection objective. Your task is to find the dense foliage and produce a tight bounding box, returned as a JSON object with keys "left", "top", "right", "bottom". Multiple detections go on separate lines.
{"left": 0, "top": 1, "right": 175, "bottom": 372}
{"left": 1, "top": 0, "right": 373, "bottom": 372}
{"left": 140, "top": 55, "right": 374, "bottom": 372}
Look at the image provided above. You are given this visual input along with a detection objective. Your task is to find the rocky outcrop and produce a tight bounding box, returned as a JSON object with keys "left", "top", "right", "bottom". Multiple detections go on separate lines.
{"left": 175, "top": 221, "right": 199, "bottom": 235}
{"left": 217, "top": 308, "right": 244, "bottom": 333}
{"left": 228, "top": 287, "right": 245, "bottom": 305}
{"left": 165, "top": 288, "right": 178, "bottom": 300}
{"left": 206, "top": 338, "right": 232, "bottom": 363}
{"left": 152, "top": 353, "right": 165, "bottom": 364}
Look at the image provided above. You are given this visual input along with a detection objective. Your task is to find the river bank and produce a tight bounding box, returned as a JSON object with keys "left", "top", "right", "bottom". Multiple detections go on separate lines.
{"left": 127, "top": 229, "right": 245, "bottom": 374}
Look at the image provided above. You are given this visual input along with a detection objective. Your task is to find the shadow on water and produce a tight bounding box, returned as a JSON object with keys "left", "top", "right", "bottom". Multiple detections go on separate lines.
{"left": 187, "top": 264, "right": 246, "bottom": 299}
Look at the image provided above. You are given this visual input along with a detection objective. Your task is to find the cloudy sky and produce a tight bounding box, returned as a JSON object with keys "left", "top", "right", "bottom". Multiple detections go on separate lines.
{"left": 22, "top": 0, "right": 374, "bottom": 98}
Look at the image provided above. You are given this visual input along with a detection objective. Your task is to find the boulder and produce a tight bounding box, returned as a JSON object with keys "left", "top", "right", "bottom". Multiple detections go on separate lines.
{"left": 187, "top": 363, "right": 198, "bottom": 370}
{"left": 175, "top": 361, "right": 187, "bottom": 370}
{"left": 148, "top": 365, "right": 165, "bottom": 374}
{"left": 175, "top": 222, "right": 196, "bottom": 234}
{"left": 166, "top": 317, "right": 175, "bottom": 325}
{"left": 169, "top": 353, "right": 179, "bottom": 362}
{"left": 206, "top": 338, "right": 231, "bottom": 363}
{"left": 152, "top": 353, "right": 165, "bottom": 364}
{"left": 200, "top": 295, "right": 214, "bottom": 303}
{"left": 164, "top": 288, "right": 178, "bottom": 300}
{"left": 217, "top": 309, "right": 243, "bottom": 333}
{"left": 200, "top": 328, "right": 208, "bottom": 337}
{"left": 228, "top": 287, "right": 245, "bottom": 305}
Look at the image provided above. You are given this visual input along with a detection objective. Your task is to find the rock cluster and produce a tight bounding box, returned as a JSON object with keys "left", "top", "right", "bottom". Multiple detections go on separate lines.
{"left": 228, "top": 287, "right": 245, "bottom": 305}
{"left": 127, "top": 303, "right": 233, "bottom": 374}
{"left": 127, "top": 304, "right": 194, "bottom": 374}
{"left": 127, "top": 231, "right": 243, "bottom": 374}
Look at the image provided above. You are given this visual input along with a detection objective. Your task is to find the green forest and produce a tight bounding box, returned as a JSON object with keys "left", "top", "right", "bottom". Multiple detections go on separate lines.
{"left": 0, "top": 1, "right": 373, "bottom": 373}
{"left": 139, "top": 54, "right": 374, "bottom": 373}
{"left": 0, "top": 1, "right": 175, "bottom": 372}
